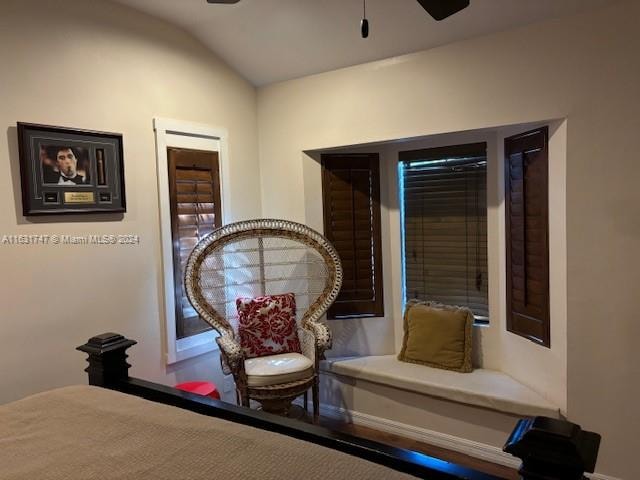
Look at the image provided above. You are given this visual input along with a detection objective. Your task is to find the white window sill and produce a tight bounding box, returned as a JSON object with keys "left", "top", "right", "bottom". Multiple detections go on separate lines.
{"left": 167, "top": 330, "right": 219, "bottom": 364}
{"left": 320, "top": 355, "right": 560, "bottom": 418}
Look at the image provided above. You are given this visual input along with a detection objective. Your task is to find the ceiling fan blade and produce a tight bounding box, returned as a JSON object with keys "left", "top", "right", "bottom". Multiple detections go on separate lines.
{"left": 416, "top": 0, "right": 469, "bottom": 21}
{"left": 206, "top": 0, "right": 241, "bottom": 4}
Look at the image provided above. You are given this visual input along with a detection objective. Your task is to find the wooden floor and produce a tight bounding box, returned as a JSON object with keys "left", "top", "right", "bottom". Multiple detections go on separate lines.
{"left": 318, "top": 416, "right": 519, "bottom": 480}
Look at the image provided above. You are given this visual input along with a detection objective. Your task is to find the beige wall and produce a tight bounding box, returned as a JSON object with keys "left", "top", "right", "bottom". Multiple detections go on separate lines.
{"left": 1, "top": 0, "right": 638, "bottom": 477}
{"left": 258, "top": 2, "right": 640, "bottom": 477}
{"left": 0, "top": 0, "right": 260, "bottom": 403}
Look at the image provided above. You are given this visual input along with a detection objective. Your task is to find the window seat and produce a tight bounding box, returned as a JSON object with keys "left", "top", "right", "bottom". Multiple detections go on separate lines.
{"left": 320, "top": 355, "right": 560, "bottom": 418}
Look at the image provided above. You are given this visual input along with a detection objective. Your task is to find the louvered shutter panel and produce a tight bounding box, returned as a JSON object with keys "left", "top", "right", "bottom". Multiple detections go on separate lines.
{"left": 322, "top": 154, "right": 384, "bottom": 318}
{"left": 505, "top": 127, "right": 550, "bottom": 347}
{"left": 168, "top": 148, "right": 222, "bottom": 339}
{"left": 400, "top": 143, "right": 488, "bottom": 319}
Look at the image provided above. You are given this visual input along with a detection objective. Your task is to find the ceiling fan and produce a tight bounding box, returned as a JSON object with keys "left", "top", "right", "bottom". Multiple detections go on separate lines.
{"left": 205, "top": 0, "right": 470, "bottom": 22}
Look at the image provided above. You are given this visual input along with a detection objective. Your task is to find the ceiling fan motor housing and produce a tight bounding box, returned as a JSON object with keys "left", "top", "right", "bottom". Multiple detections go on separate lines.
{"left": 416, "top": 0, "right": 470, "bottom": 21}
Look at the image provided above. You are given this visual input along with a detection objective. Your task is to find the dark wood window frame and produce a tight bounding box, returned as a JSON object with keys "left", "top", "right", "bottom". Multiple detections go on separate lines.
{"left": 321, "top": 153, "right": 384, "bottom": 319}
{"left": 399, "top": 142, "right": 489, "bottom": 321}
{"left": 505, "top": 127, "right": 550, "bottom": 347}
{"left": 168, "top": 147, "right": 223, "bottom": 339}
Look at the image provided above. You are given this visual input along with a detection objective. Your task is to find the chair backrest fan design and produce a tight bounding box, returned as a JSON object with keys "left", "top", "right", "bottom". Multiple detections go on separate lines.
{"left": 185, "top": 219, "right": 343, "bottom": 338}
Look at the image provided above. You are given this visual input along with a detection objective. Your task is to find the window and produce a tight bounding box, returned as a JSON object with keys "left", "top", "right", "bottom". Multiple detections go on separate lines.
{"left": 321, "top": 153, "right": 384, "bottom": 318}
{"left": 168, "top": 147, "right": 222, "bottom": 339}
{"left": 505, "top": 127, "right": 550, "bottom": 347}
{"left": 399, "top": 143, "right": 488, "bottom": 320}
{"left": 155, "top": 119, "right": 229, "bottom": 364}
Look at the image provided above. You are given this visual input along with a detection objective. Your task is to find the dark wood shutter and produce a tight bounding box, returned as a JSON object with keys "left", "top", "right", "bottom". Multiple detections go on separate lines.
{"left": 505, "top": 127, "right": 550, "bottom": 347}
{"left": 168, "top": 147, "right": 222, "bottom": 339}
{"left": 399, "top": 143, "right": 488, "bottom": 319}
{"left": 322, "top": 153, "right": 384, "bottom": 319}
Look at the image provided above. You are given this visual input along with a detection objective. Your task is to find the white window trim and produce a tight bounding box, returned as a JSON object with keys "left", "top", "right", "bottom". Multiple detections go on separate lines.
{"left": 154, "top": 117, "right": 232, "bottom": 364}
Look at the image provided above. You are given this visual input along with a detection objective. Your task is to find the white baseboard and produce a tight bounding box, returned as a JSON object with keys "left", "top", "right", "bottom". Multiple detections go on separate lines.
{"left": 306, "top": 401, "right": 619, "bottom": 480}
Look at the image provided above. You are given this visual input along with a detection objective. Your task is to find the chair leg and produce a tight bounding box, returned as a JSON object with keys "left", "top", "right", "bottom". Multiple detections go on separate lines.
{"left": 312, "top": 377, "right": 319, "bottom": 424}
{"left": 303, "top": 391, "right": 308, "bottom": 412}
{"left": 239, "top": 387, "right": 250, "bottom": 408}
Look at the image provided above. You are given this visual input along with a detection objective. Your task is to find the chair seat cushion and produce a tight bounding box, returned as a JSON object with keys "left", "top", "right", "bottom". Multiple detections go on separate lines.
{"left": 245, "top": 353, "right": 314, "bottom": 387}
{"left": 236, "top": 293, "right": 302, "bottom": 359}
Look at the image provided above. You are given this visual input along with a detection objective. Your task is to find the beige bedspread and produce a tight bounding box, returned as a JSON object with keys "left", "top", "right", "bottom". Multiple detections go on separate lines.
{"left": 0, "top": 385, "right": 416, "bottom": 479}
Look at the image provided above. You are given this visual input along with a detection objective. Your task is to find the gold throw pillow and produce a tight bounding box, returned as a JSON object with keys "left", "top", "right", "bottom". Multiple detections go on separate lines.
{"left": 398, "top": 301, "right": 473, "bottom": 373}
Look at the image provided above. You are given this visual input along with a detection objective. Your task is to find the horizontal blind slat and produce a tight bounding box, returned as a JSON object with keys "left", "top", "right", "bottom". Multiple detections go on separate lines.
{"left": 402, "top": 151, "right": 488, "bottom": 317}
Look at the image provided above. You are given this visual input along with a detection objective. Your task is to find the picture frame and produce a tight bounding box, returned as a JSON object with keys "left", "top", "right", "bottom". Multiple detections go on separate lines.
{"left": 17, "top": 122, "right": 126, "bottom": 216}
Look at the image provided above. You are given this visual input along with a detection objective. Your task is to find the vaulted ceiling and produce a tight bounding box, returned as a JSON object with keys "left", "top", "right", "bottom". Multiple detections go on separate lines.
{"left": 115, "top": 0, "right": 615, "bottom": 86}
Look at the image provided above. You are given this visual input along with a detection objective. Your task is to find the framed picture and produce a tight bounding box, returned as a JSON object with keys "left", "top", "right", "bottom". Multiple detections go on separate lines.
{"left": 17, "top": 122, "right": 126, "bottom": 216}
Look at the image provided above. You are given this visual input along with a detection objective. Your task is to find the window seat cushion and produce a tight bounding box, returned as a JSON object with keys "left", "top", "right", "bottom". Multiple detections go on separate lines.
{"left": 320, "top": 355, "right": 560, "bottom": 418}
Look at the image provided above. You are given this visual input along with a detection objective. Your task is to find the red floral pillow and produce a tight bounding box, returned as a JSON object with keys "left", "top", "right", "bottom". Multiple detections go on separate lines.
{"left": 236, "top": 293, "right": 301, "bottom": 359}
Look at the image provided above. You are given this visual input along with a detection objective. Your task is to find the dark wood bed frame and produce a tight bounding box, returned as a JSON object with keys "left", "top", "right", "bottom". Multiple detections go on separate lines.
{"left": 78, "top": 333, "right": 601, "bottom": 480}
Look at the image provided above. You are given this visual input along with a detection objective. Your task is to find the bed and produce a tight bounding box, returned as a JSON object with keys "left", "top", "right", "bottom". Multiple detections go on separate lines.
{"left": 0, "top": 332, "right": 599, "bottom": 480}
{"left": 1, "top": 385, "right": 430, "bottom": 480}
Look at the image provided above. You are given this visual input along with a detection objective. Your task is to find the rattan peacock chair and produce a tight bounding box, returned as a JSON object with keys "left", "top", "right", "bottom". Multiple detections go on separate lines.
{"left": 184, "top": 219, "right": 342, "bottom": 423}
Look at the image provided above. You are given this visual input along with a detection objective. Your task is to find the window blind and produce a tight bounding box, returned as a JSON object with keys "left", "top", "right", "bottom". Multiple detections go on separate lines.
{"left": 400, "top": 143, "right": 488, "bottom": 319}
{"left": 168, "top": 147, "right": 222, "bottom": 339}
{"left": 322, "top": 153, "right": 384, "bottom": 318}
